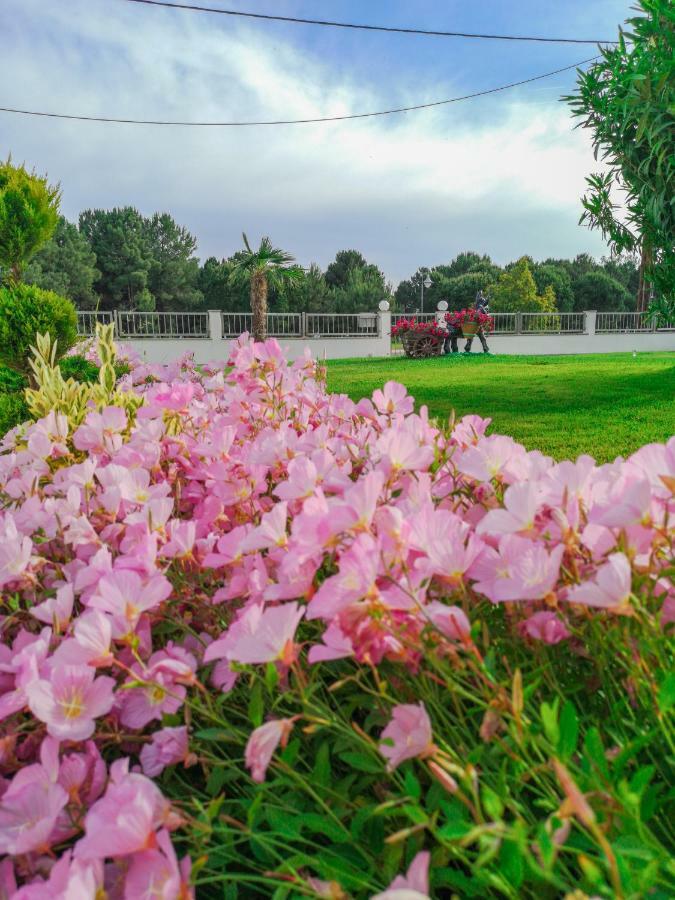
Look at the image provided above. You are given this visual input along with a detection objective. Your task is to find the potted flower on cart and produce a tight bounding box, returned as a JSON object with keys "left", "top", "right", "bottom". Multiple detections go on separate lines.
{"left": 391, "top": 318, "right": 447, "bottom": 358}
{"left": 445, "top": 307, "right": 494, "bottom": 338}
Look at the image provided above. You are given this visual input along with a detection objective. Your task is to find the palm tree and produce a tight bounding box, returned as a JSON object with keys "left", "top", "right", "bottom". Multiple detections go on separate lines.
{"left": 229, "top": 234, "right": 303, "bottom": 342}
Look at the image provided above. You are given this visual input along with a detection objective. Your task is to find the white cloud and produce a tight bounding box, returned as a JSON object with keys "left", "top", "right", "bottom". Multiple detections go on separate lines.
{"left": 0, "top": 0, "right": 609, "bottom": 281}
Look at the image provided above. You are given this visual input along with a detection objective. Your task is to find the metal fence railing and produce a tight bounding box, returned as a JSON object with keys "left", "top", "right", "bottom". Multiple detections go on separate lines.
{"left": 76, "top": 310, "right": 114, "bottom": 336}
{"left": 115, "top": 311, "right": 210, "bottom": 339}
{"left": 221, "top": 312, "right": 303, "bottom": 337}
{"left": 489, "top": 313, "right": 517, "bottom": 334}
{"left": 595, "top": 311, "right": 653, "bottom": 333}
{"left": 305, "top": 313, "right": 380, "bottom": 337}
{"left": 520, "top": 312, "right": 585, "bottom": 334}
{"left": 74, "top": 309, "right": 673, "bottom": 343}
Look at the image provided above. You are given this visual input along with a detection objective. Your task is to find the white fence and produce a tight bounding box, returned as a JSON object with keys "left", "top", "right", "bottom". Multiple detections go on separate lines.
{"left": 75, "top": 308, "right": 675, "bottom": 362}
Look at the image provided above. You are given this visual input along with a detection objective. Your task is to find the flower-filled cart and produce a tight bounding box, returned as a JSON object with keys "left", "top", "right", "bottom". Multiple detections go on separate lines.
{"left": 392, "top": 318, "right": 446, "bottom": 358}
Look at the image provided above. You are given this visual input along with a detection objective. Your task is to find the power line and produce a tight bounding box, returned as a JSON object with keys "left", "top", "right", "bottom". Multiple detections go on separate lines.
{"left": 0, "top": 56, "right": 598, "bottom": 127}
{"left": 122, "top": 0, "right": 619, "bottom": 45}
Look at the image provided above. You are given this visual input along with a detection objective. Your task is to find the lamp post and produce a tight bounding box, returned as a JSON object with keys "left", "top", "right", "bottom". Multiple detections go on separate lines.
{"left": 420, "top": 274, "right": 432, "bottom": 314}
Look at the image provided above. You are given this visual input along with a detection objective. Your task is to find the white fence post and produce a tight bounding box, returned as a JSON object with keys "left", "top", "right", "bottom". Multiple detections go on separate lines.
{"left": 208, "top": 310, "right": 222, "bottom": 341}
{"left": 585, "top": 310, "right": 597, "bottom": 336}
{"left": 378, "top": 306, "right": 391, "bottom": 354}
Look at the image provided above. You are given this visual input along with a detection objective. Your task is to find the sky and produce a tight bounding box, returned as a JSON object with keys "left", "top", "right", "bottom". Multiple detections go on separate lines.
{"left": 0, "top": 0, "right": 634, "bottom": 285}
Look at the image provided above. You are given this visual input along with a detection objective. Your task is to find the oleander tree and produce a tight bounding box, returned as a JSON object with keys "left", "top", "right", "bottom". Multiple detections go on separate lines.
{"left": 229, "top": 234, "right": 303, "bottom": 341}
{"left": 564, "top": 0, "right": 674, "bottom": 307}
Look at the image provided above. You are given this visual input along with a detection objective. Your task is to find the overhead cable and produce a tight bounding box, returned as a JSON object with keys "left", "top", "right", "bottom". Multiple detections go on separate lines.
{"left": 122, "top": 0, "right": 619, "bottom": 45}
{"left": 0, "top": 56, "right": 599, "bottom": 127}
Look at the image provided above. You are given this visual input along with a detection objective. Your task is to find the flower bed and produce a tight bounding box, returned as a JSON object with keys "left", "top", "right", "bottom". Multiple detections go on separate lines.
{"left": 0, "top": 333, "right": 673, "bottom": 898}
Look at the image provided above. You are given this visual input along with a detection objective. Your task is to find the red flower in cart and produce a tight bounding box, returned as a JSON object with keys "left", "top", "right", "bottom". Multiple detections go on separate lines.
{"left": 445, "top": 308, "right": 494, "bottom": 333}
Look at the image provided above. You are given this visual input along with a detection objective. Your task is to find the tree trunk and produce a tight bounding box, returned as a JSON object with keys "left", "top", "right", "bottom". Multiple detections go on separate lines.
{"left": 636, "top": 242, "right": 652, "bottom": 312}
{"left": 250, "top": 270, "right": 268, "bottom": 342}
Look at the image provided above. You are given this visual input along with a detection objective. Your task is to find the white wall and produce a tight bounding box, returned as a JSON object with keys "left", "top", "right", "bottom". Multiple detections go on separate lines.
{"left": 470, "top": 331, "right": 675, "bottom": 356}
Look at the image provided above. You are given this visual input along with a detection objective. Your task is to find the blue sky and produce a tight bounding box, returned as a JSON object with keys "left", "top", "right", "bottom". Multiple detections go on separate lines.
{"left": 1, "top": 0, "right": 633, "bottom": 283}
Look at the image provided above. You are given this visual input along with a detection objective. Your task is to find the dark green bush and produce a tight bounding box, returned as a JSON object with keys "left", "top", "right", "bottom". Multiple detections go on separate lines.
{"left": 59, "top": 354, "right": 100, "bottom": 383}
{"left": 0, "top": 364, "right": 26, "bottom": 392}
{"left": 0, "top": 392, "right": 28, "bottom": 435}
{"left": 0, "top": 282, "right": 77, "bottom": 376}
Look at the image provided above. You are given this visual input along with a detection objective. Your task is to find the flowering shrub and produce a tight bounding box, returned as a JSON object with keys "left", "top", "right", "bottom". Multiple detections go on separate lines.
{"left": 445, "top": 308, "right": 494, "bottom": 332}
{"left": 0, "top": 334, "right": 673, "bottom": 898}
{"left": 390, "top": 318, "right": 447, "bottom": 340}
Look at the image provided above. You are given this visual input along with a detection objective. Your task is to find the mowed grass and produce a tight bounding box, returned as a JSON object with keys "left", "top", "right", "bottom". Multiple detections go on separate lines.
{"left": 326, "top": 351, "right": 675, "bottom": 462}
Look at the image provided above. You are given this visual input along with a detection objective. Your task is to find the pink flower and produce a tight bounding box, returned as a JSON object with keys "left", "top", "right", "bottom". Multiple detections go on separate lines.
{"left": 89, "top": 570, "right": 172, "bottom": 635}
{"left": 240, "top": 502, "right": 289, "bottom": 552}
{"left": 140, "top": 726, "right": 191, "bottom": 778}
{"left": 75, "top": 760, "right": 171, "bottom": 859}
{"left": 26, "top": 665, "right": 115, "bottom": 741}
{"left": 120, "top": 648, "right": 196, "bottom": 729}
{"left": 0, "top": 749, "right": 68, "bottom": 855}
{"left": 375, "top": 424, "right": 434, "bottom": 473}
{"left": 124, "top": 828, "right": 193, "bottom": 900}
{"left": 472, "top": 535, "right": 564, "bottom": 603}
{"left": 380, "top": 703, "right": 435, "bottom": 771}
{"left": 451, "top": 414, "right": 491, "bottom": 448}
{"left": 0, "top": 514, "right": 33, "bottom": 588}
{"left": 245, "top": 719, "right": 295, "bottom": 783}
{"left": 30, "top": 584, "right": 74, "bottom": 632}
{"left": 425, "top": 602, "right": 471, "bottom": 641}
{"left": 372, "top": 851, "right": 430, "bottom": 899}
{"left": 73, "top": 406, "right": 128, "bottom": 454}
{"left": 308, "top": 534, "right": 379, "bottom": 621}
{"left": 477, "top": 481, "right": 542, "bottom": 535}
{"left": 372, "top": 382, "right": 414, "bottom": 417}
{"left": 53, "top": 610, "right": 113, "bottom": 667}
{"left": 566, "top": 553, "right": 632, "bottom": 613}
{"left": 520, "top": 611, "right": 570, "bottom": 644}
{"left": 227, "top": 602, "right": 304, "bottom": 666}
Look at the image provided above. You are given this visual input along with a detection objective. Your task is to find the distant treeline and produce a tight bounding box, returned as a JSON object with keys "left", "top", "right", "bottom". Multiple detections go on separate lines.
{"left": 24, "top": 207, "right": 642, "bottom": 314}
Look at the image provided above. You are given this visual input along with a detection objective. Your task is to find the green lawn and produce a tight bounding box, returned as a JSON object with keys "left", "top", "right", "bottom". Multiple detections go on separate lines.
{"left": 326, "top": 351, "right": 675, "bottom": 462}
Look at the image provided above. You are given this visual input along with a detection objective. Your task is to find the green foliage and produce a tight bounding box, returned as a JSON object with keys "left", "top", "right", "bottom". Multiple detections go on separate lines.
{"left": 564, "top": 0, "right": 675, "bottom": 299}
{"left": 58, "top": 354, "right": 101, "bottom": 384}
{"left": 573, "top": 271, "right": 631, "bottom": 311}
{"left": 229, "top": 234, "right": 304, "bottom": 340}
{"left": 327, "top": 352, "right": 675, "bottom": 462}
{"left": 0, "top": 282, "right": 77, "bottom": 376}
{"left": 645, "top": 295, "right": 675, "bottom": 328}
{"left": 532, "top": 264, "right": 574, "bottom": 312}
{"left": 173, "top": 590, "right": 675, "bottom": 899}
{"left": 0, "top": 157, "right": 61, "bottom": 284}
{"left": 79, "top": 207, "right": 154, "bottom": 310}
{"left": 490, "top": 257, "right": 556, "bottom": 312}
{"left": 0, "top": 364, "right": 26, "bottom": 393}
{"left": 0, "top": 391, "right": 28, "bottom": 434}
{"left": 144, "top": 212, "right": 203, "bottom": 310}
{"left": 78, "top": 207, "right": 203, "bottom": 312}
{"left": 24, "top": 215, "right": 100, "bottom": 308}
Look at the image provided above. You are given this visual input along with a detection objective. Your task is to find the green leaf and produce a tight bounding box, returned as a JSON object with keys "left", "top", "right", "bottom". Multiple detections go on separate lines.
{"left": 302, "top": 813, "right": 349, "bottom": 843}
{"left": 340, "top": 751, "right": 382, "bottom": 774}
{"left": 264, "top": 661, "right": 279, "bottom": 692}
{"left": 583, "top": 727, "right": 609, "bottom": 779}
{"left": 558, "top": 700, "right": 579, "bottom": 760}
{"left": 248, "top": 681, "right": 264, "bottom": 728}
{"left": 403, "top": 767, "right": 421, "bottom": 802}
{"left": 312, "top": 741, "right": 332, "bottom": 787}
{"left": 481, "top": 785, "right": 504, "bottom": 820}
{"left": 540, "top": 699, "right": 560, "bottom": 747}
{"left": 658, "top": 673, "right": 675, "bottom": 713}
{"left": 499, "top": 839, "right": 524, "bottom": 888}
